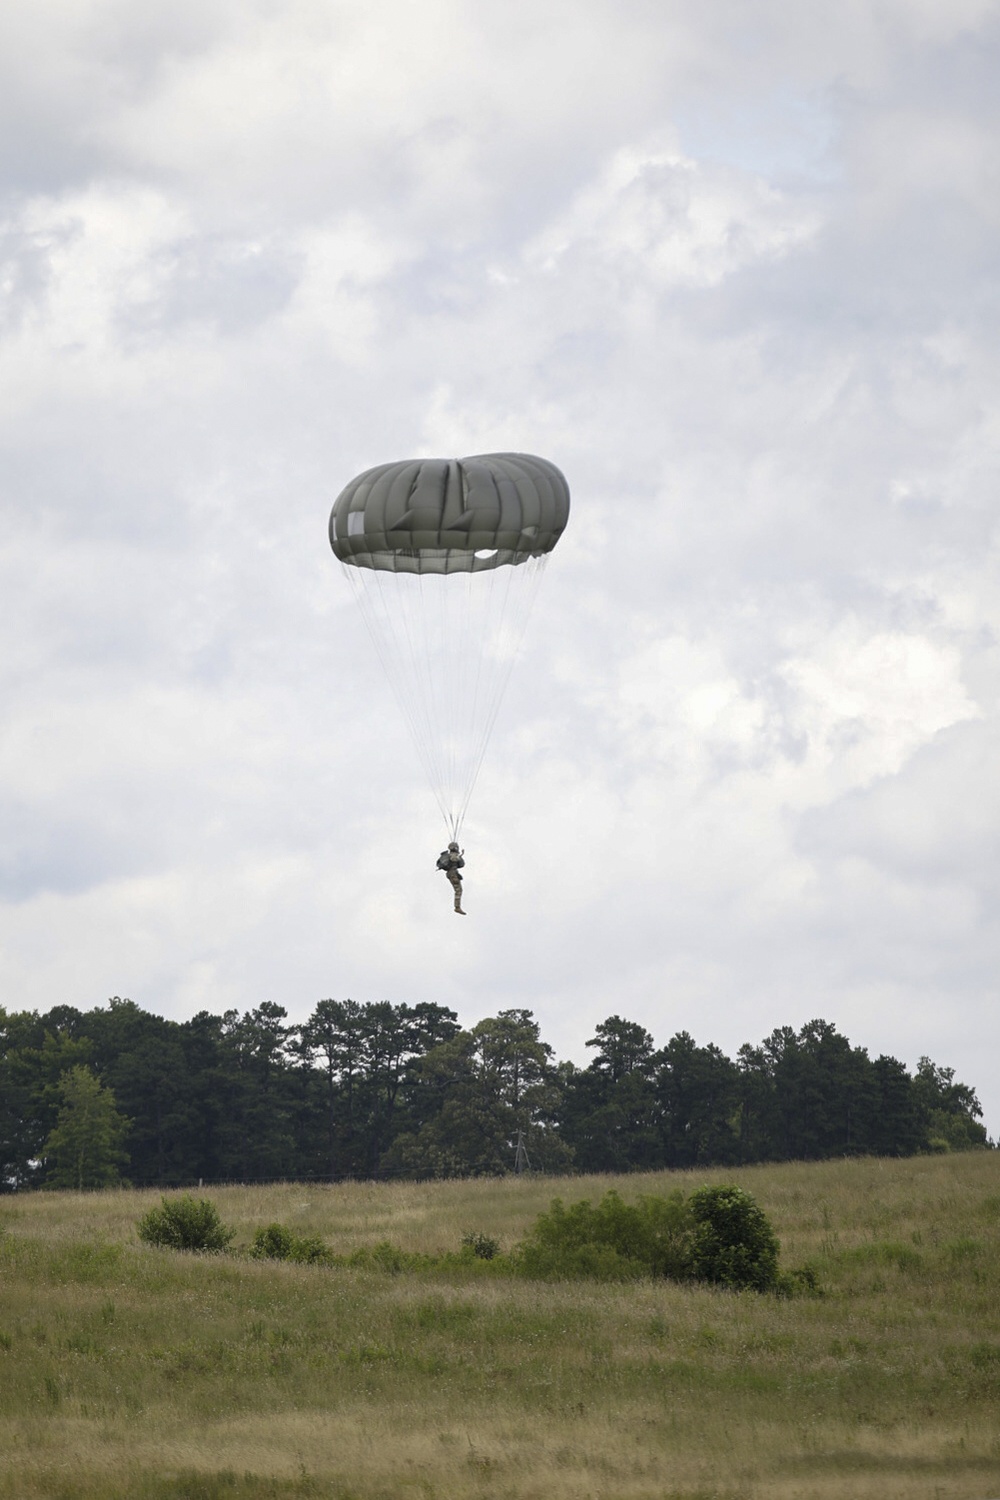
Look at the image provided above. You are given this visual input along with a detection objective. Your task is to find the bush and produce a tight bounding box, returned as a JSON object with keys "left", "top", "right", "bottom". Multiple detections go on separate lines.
{"left": 345, "top": 1240, "right": 429, "bottom": 1273}
{"left": 248, "top": 1223, "right": 333, "bottom": 1265}
{"left": 688, "top": 1184, "right": 779, "bottom": 1292}
{"left": 776, "top": 1262, "right": 823, "bottom": 1298}
{"left": 515, "top": 1190, "right": 693, "bottom": 1282}
{"left": 290, "top": 1236, "right": 333, "bottom": 1265}
{"left": 248, "top": 1223, "right": 295, "bottom": 1261}
{"left": 136, "top": 1195, "right": 235, "bottom": 1253}
{"left": 513, "top": 1185, "right": 782, "bottom": 1292}
{"left": 461, "top": 1231, "right": 500, "bottom": 1261}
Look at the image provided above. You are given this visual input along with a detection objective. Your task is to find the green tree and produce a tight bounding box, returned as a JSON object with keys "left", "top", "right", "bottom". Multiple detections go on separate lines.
{"left": 79, "top": 997, "right": 201, "bottom": 1186}
{"left": 587, "top": 1016, "right": 656, "bottom": 1083}
{"left": 871, "top": 1054, "right": 924, "bottom": 1156}
{"left": 300, "top": 998, "right": 368, "bottom": 1176}
{"left": 215, "top": 1004, "right": 299, "bottom": 1181}
{"left": 913, "top": 1057, "right": 988, "bottom": 1151}
{"left": 656, "top": 1031, "right": 739, "bottom": 1167}
{"left": 43, "top": 1066, "right": 130, "bottom": 1190}
{"left": 299, "top": 998, "right": 460, "bottom": 1178}
{"left": 560, "top": 1017, "right": 661, "bottom": 1172}
{"left": 1, "top": 1014, "right": 93, "bottom": 1188}
{"left": 737, "top": 1021, "right": 878, "bottom": 1162}
{"left": 384, "top": 1009, "right": 570, "bottom": 1178}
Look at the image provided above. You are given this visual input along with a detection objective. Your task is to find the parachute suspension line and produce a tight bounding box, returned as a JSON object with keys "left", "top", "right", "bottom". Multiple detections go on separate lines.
{"left": 391, "top": 563, "right": 457, "bottom": 832}
{"left": 422, "top": 564, "right": 457, "bottom": 838}
{"left": 451, "top": 555, "right": 549, "bottom": 837}
{"left": 449, "top": 562, "right": 498, "bottom": 838}
{"left": 440, "top": 567, "right": 462, "bottom": 829}
{"left": 400, "top": 564, "right": 446, "bottom": 818}
{"left": 343, "top": 563, "right": 452, "bottom": 830}
{"left": 343, "top": 553, "right": 550, "bottom": 839}
{"left": 451, "top": 568, "right": 486, "bottom": 836}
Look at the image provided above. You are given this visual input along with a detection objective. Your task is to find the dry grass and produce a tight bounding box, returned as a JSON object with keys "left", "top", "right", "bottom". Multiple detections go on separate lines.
{"left": 2, "top": 1153, "right": 999, "bottom": 1498}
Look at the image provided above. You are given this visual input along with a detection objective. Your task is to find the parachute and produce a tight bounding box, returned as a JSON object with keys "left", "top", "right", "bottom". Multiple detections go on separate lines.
{"left": 330, "top": 452, "right": 570, "bottom": 838}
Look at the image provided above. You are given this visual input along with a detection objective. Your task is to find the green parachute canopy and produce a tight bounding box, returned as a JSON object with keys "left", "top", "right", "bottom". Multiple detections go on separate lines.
{"left": 330, "top": 452, "right": 570, "bottom": 837}
{"left": 329, "top": 452, "right": 570, "bottom": 574}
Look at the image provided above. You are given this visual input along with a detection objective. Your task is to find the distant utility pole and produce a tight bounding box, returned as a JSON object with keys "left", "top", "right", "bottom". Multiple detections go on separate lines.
{"left": 514, "top": 1130, "right": 531, "bottom": 1175}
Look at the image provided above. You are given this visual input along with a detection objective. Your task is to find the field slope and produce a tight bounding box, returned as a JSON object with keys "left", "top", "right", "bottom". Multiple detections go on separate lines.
{"left": 1, "top": 1152, "right": 999, "bottom": 1500}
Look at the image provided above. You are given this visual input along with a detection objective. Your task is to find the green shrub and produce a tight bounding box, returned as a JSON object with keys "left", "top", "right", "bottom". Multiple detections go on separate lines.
{"left": 345, "top": 1240, "right": 429, "bottom": 1273}
{"left": 461, "top": 1231, "right": 500, "bottom": 1261}
{"left": 513, "top": 1185, "right": 781, "bottom": 1291}
{"left": 287, "top": 1235, "right": 332, "bottom": 1265}
{"left": 515, "top": 1190, "right": 693, "bottom": 1282}
{"left": 688, "top": 1184, "right": 779, "bottom": 1292}
{"left": 136, "top": 1195, "right": 235, "bottom": 1253}
{"left": 776, "top": 1263, "right": 823, "bottom": 1297}
{"left": 248, "top": 1223, "right": 333, "bottom": 1265}
{"left": 248, "top": 1223, "right": 295, "bottom": 1260}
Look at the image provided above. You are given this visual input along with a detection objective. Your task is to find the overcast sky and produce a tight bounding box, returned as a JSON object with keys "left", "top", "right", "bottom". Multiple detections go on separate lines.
{"left": 2, "top": 0, "right": 998, "bottom": 1130}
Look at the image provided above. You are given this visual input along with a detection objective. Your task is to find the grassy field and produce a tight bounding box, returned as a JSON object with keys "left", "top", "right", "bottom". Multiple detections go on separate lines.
{"left": 1, "top": 1153, "right": 999, "bottom": 1500}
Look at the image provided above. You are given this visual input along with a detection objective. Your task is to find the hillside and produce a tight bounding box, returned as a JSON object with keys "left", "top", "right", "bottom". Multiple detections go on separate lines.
{"left": 2, "top": 1152, "right": 999, "bottom": 1499}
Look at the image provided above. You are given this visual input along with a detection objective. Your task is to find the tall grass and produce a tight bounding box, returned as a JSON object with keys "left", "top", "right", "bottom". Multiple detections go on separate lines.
{"left": 1, "top": 1153, "right": 999, "bottom": 1498}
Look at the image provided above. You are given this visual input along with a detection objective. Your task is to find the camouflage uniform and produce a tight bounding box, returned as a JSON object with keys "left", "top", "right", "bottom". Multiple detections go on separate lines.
{"left": 436, "top": 844, "right": 466, "bottom": 914}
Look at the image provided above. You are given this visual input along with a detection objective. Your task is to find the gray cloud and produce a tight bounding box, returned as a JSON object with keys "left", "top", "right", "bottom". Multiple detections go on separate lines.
{"left": 0, "top": 0, "right": 998, "bottom": 1130}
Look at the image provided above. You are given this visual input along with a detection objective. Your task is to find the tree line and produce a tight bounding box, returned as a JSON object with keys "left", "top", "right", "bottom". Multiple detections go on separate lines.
{"left": 0, "top": 997, "right": 989, "bottom": 1191}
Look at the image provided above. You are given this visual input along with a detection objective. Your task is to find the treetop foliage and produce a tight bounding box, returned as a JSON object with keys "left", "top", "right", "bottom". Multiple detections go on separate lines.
{"left": 1, "top": 996, "right": 989, "bottom": 1192}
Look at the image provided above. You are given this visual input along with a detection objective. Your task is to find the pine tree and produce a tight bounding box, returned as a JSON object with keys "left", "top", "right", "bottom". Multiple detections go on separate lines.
{"left": 43, "top": 1066, "right": 130, "bottom": 1189}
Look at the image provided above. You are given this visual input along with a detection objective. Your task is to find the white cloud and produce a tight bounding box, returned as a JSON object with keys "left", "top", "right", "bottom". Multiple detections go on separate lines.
{"left": 527, "top": 138, "right": 821, "bottom": 287}
{"left": 778, "top": 625, "right": 980, "bottom": 791}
